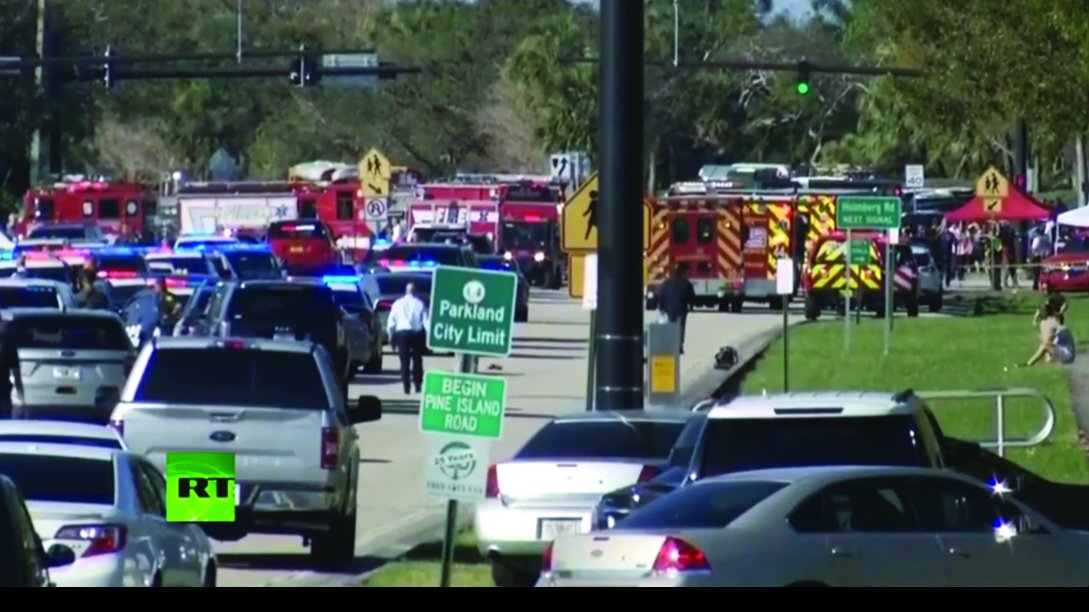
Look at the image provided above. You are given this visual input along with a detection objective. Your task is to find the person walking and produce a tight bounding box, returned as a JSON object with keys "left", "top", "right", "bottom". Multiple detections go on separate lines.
{"left": 151, "top": 277, "right": 181, "bottom": 330}
{"left": 74, "top": 269, "right": 109, "bottom": 310}
{"left": 386, "top": 281, "right": 429, "bottom": 395}
{"left": 655, "top": 264, "right": 696, "bottom": 354}
{"left": 0, "top": 321, "right": 24, "bottom": 419}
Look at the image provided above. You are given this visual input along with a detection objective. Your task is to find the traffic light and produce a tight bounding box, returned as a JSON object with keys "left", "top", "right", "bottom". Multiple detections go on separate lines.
{"left": 289, "top": 46, "right": 320, "bottom": 88}
{"left": 103, "top": 45, "right": 115, "bottom": 90}
{"left": 796, "top": 60, "right": 811, "bottom": 95}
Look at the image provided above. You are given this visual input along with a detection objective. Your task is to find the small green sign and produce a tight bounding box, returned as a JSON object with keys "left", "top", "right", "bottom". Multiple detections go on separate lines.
{"left": 428, "top": 266, "right": 517, "bottom": 356}
{"left": 419, "top": 371, "right": 507, "bottom": 439}
{"left": 166, "top": 452, "right": 237, "bottom": 523}
{"left": 849, "top": 240, "right": 872, "bottom": 263}
{"left": 836, "top": 196, "right": 902, "bottom": 230}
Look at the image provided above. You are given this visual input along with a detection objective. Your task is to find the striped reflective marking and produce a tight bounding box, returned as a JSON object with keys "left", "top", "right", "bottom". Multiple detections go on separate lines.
{"left": 717, "top": 205, "right": 742, "bottom": 280}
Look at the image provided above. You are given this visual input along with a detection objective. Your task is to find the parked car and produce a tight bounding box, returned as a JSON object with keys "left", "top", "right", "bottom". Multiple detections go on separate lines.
{"left": 0, "top": 473, "right": 75, "bottom": 587}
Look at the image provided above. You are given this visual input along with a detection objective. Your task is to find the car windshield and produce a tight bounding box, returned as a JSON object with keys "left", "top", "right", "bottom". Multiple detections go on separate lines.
{"left": 620, "top": 481, "right": 787, "bottom": 529}
{"left": 0, "top": 286, "right": 59, "bottom": 309}
{"left": 132, "top": 348, "right": 330, "bottom": 409}
{"left": 375, "top": 276, "right": 432, "bottom": 297}
{"left": 8, "top": 316, "right": 130, "bottom": 351}
{"left": 501, "top": 221, "right": 550, "bottom": 250}
{"left": 222, "top": 252, "right": 280, "bottom": 280}
{"left": 269, "top": 223, "right": 328, "bottom": 240}
{"left": 95, "top": 256, "right": 148, "bottom": 275}
{"left": 699, "top": 416, "right": 928, "bottom": 477}
{"left": 517, "top": 420, "right": 686, "bottom": 460}
{"left": 374, "top": 246, "right": 460, "bottom": 266}
{"left": 147, "top": 256, "right": 211, "bottom": 276}
{"left": 0, "top": 434, "right": 121, "bottom": 449}
{"left": 228, "top": 285, "right": 338, "bottom": 326}
{"left": 0, "top": 454, "right": 114, "bottom": 505}
{"left": 28, "top": 227, "right": 86, "bottom": 240}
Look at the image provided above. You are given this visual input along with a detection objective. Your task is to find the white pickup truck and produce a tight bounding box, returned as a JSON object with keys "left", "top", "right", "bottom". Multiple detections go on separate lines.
{"left": 109, "top": 337, "right": 382, "bottom": 566}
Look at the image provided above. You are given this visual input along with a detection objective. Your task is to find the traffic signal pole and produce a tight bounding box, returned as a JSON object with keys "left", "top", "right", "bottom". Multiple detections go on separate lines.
{"left": 596, "top": 0, "right": 645, "bottom": 411}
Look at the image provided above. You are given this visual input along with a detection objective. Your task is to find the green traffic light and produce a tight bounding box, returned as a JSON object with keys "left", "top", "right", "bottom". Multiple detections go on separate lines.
{"left": 797, "top": 82, "right": 810, "bottom": 95}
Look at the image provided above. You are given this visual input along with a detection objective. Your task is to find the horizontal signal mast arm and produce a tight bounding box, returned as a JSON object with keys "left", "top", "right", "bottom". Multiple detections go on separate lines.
{"left": 558, "top": 57, "right": 924, "bottom": 77}
{"left": 0, "top": 48, "right": 381, "bottom": 69}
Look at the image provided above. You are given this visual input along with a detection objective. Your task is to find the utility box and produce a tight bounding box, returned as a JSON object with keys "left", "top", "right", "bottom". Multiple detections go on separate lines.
{"left": 646, "top": 322, "right": 681, "bottom": 406}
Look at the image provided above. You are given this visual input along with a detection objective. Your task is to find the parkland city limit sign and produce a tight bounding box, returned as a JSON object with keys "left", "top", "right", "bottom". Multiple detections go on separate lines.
{"left": 428, "top": 265, "right": 518, "bottom": 356}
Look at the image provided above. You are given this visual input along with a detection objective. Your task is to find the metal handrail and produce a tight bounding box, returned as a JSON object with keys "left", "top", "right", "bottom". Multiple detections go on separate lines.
{"left": 916, "top": 388, "right": 1056, "bottom": 457}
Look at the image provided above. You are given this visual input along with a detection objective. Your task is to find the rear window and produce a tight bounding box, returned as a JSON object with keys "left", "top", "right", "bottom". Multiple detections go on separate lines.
{"left": 375, "top": 276, "right": 432, "bottom": 297}
{"left": 228, "top": 285, "right": 338, "bottom": 324}
{"left": 147, "top": 257, "right": 211, "bottom": 276}
{"left": 133, "top": 348, "right": 331, "bottom": 409}
{"left": 375, "top": 246, "right": 461, "bottom": 266}
{"left": 620, "top": 481, "right": 786, "bottom": 529}
{"left": 94, "top": 256, "right": 148, "bottom": 275}
{"left": 222, "top": 252, "right": 280, "bottom": 280}
{"left": 517, "top": 420, "right": 686, "bottom": 460}
{"left": 9, "top": 316, "right": 130, "bottom": 351}
{"left": 0, "top": 287, "right": 59, "bottom": 309}
{"left": 0, "top": 454, "right": 114, "bottom": 505}
{"left": 0, "top": 434, "right": 121, "bottom": 450}
{"left": 269, "top": 223, "right": 329, "bottom": 240}
{"left": 699, "top": 416, "right": 928, "bottom": 477}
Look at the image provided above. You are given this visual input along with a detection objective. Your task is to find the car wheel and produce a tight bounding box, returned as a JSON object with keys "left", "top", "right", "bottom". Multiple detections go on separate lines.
{"left": 310, "top": 508, "right": 357, "bottom": 568}
{"left": 490, "top": 558, "right": 538, "bottom": 588}
{"left": 363, "top": 349, "right": 383, "bottom": 374}
{"left": 202, "top": 561, "right": 217, "bottom": 587}
{"left": 515, "top": 304, "right": 529, "bottom": 323}
{"left": 906, "top": 293, "right": 920, "bottom": 318}
{"left": 804, "top": 295, "right": 820, "bottom": 321}
{"left": 730, "top": 298, "right": 743, "bottom": 314}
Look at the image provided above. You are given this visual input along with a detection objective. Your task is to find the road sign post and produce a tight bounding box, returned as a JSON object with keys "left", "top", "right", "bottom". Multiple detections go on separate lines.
{"left": 835, "top": 196, "right": 903, "bottom": 355}
{"left": 776, "top": 258, "right": 794, "bottom": 392}
{"left": 582, "top": 254, "right": 598, "bottom": 412}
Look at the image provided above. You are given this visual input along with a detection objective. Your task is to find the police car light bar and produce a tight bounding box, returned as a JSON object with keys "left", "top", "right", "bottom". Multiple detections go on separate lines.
{"left": 0, "top": 251, "right": 13, "bottom": 260}
{"left": 322, "top": 275, "right": 359, "bottom": 285}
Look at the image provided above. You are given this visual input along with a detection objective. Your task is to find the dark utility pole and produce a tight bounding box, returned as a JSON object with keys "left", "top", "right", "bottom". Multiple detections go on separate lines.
{"left": 596, "top": 0, "right": 645, "bottom": 411}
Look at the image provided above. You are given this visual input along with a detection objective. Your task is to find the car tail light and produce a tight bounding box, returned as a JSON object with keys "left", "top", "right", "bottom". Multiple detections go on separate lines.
{"left": 321, "top": 427, "right": 339, "bottom": 469}
{"left": 55, "top": 524, "right": 127, "bottom": 557}
{"left": 108, "top": 418, "right": 123, "bottom": 438}
{"left": 165, "top": 278, "right": 188, "bottom": 289}
{"left": 651, "top": 537, "right": 710, "bottom": 576}
{"left": 541, "top": 541, "right": 554, "bottom": 574}
{"left": 485, "top": 464, "right": 499, "bottom": 498}
{"left": 223, "top": 339, "right": 247, "bottom": 350}
{"left": 637, "top": 465, "right": 661, "bottom": 483}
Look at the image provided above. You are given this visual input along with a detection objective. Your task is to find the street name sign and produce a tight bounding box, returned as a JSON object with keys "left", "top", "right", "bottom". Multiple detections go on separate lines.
{"left": 419, "top": 371, "right": 507, "bottom": 439}
{"left": 836, "top": 196, "right": 902, "bottom": 230}
{"left": 428, "top": 266, "right": 517, "bottom": 356}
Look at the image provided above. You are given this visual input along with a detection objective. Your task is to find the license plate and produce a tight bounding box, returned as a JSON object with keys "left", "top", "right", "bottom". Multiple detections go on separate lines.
{"left": 539, "top": 518, "right": 583, "bottom": 540}
{"left": 52, "top": 367, "right": 80, "bottom": 380}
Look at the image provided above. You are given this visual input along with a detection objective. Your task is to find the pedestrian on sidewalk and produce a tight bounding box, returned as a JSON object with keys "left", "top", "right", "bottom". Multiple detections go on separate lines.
{"left": 655, "top": 264, "right": 695, "bottom": 355}
{"left": 386, "top": 281, "right": 429, "bottom": 395}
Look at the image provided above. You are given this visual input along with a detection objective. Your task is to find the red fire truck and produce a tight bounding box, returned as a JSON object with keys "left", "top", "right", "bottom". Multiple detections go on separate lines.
{"left": 497, "top": 179, "right": 563, "bottom": 288}
{"left": 18, "top": 179, "right": 157, "bottom": 239}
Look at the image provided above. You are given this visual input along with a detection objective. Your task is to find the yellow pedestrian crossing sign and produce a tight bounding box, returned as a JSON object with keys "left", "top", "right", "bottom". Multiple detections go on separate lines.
{"left": 975, "top": 166, "right": 1009, "bottom": 198}
{"left": 360, "top": 149, "right": 391, "bottom": 197}
{"left": 561, "top": 172, "right": 651, "bottom": 252}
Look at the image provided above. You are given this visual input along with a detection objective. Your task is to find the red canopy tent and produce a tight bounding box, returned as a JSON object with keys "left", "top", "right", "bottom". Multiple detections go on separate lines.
{"left": 944, "top": 188, "right": 1051, "bottom": 222}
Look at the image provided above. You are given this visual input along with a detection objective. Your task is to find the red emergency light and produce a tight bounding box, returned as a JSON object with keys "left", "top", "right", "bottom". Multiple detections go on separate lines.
{"left": 165, "top": 278, "right": 188, "bottom": 289}
{"left": 98, "top": 270, "right": 139, "bottom": 280}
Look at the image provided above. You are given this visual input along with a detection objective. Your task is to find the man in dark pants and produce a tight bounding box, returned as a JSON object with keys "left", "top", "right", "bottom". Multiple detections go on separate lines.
{"left": 656, "top": 264, "right": 696, "bottom": 354}
{"left": 386, "top": 282, "right": 429, "bottom": 394}
{"left": 0, "top": 321, "right": 24, "bottom": 419}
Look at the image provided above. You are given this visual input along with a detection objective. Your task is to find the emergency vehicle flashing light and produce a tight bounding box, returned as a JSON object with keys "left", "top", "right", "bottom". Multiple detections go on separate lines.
{"left": 322, "top": 276, "right": 359, "bottom": 285}
{"left": 534, "top": 252, "right": 546, "bottom": 262}
{"left": 377, "top": 259, "right": 436, "bottom": 269}
{"left": 97, "top": 270, "right": 140, "bottom": 280}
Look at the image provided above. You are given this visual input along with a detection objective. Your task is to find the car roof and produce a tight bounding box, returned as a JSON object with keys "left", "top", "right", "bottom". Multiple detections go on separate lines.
{"left": 709, "top": 391, "right": 921, "bottom": 419}
{"left": 372, "top": 271, "right": 433, "bottom": 281}
{"left": 1, "top": 308, "right": 120, "bottom": 320}
{"left": 0, "top": 420, "right": 120, "bottom": 440}
{"left": 146, "top": 250, "right": 205, "bottom": 258}
{"left": 152, "top": 336, "right": 319, "bottom": 354}
{"left": 694, "top": 465, "right": 981, "bottom": 488}
{"left": 0, "top": 441, "right": 119, "bottom": 461}
{"left": 552, "top": 410, "right": 694, "bottom": 424}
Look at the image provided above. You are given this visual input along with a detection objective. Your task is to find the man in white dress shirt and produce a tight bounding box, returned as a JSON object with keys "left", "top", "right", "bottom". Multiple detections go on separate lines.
{"left": 386, "top": 282, "right": 429, "bottom": 394}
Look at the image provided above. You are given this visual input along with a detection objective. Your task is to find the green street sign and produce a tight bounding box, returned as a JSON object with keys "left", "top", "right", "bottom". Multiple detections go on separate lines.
{"left": 428, "top": 266, "right": 517, "bottom": 356}
{"left": 836, "top": 196, "right": 902, "bottom": 230}
{"left": 420, "top": 371, "right": 506, "bottom": 439}
{"left": 849, "top": 239, "right": 872, "bottom": 263}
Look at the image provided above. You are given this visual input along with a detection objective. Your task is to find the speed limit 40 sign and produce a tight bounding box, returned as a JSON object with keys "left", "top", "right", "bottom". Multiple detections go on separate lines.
{"left": 365, "top": 198, "right": 389, "bottom": 221}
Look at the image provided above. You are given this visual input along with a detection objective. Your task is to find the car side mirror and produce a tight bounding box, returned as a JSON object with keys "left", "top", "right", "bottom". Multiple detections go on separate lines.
{"left": 349, "top": 396, "right": 382, "bottom": 424}
{"left": 46, "top": 543, "right": 76, "bottom": 569}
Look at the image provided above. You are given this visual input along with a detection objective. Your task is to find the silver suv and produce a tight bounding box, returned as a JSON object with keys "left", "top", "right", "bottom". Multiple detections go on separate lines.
{"left": 6, "top": 309, "right": 134, "bottom": 424}
{"left": 109, "top": 337, "right": 382, "bottom": 566}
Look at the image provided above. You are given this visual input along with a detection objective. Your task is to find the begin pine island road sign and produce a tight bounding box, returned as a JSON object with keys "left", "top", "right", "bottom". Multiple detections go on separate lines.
{"left": 420, "top": 371, "right": 507, "bottom": 439}
{"left": 428, "top": 266, "right": 517, "bottom": 356}
{"left": 836, "top": 196, "right": 902, "bottom": 230}
{"left": 561, "top": 172, "right": 651, "bottom": 252}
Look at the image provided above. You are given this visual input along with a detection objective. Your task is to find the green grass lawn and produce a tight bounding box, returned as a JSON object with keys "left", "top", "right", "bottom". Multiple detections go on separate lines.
{"left": 744, "top": 292, "right": 1089, "bottom": 483}
{"left": 362, "top": 530, "right": 493, "bottom": 587}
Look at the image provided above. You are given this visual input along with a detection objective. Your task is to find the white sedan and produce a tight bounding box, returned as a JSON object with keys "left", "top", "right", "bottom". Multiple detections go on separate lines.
{"left": 0, "top": 442, "right": 216, "bottom": 587}
{"left": 0, "top": 421, "right": 125, "bottom": 449}
{"left": 540, "top": 466, "right": 1089, "bottom": 587}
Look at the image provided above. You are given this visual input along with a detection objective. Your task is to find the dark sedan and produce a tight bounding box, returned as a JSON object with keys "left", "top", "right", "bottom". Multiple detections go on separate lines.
{"left": 478, "top": 255, "right": 529, "bottom": 322}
